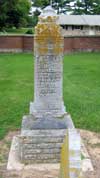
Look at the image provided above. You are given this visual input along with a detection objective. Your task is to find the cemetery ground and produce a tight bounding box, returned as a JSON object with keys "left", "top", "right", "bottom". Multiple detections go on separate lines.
{"left": 0, "top": 52, "right": 100, "bottom": 177}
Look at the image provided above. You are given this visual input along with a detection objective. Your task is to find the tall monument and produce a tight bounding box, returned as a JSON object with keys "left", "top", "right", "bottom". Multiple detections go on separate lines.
{"left": 22, "top": 6, "right": 73, "bottom": 132}
{"left": 7, "top": 6, "right": 74, "bottom": 167}
{"left": 30, "top": 6, "right": 66, "bottom": 121}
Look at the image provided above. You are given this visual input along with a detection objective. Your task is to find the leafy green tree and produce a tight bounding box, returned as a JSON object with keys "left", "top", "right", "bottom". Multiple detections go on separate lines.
{"left": 0, "top": 0, "right": 31, "bottom": 30}
{"left": 0, "top": 0, "right": 8, "bottom": 30}
{"left": 52, "top": 0, "right": 74, "bottom": 14}
{"left": 6, "top": 0, "right": 31, "bottom": 28}
{"left": 91, "top": 0, "right": 100, "bottom": 14}
{"left": 32, "top": 0, "right": 49, "bottom": 9}
{"left": 32, "top": 9, "right": 41, "bottom": 27}
{"left": 73, "top": 0, "right": 100, "bottom": 14}
{"left": 72, "top": 0, "right": 82, "bottom": 14}
{"left": 32, "top": 0, "right": 74, "bottom": 14}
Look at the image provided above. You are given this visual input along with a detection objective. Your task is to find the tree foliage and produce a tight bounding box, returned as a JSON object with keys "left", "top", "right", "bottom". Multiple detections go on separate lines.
{"left": 31, "top": 9, "right": 41, "bottom": 27}
{"left": 32, "top": 0, "right": 100, "bottom": 14}
{"left": 0, "top": 0, "right": 7, "bottom": 30}
{"left": 0, "top": 0, "right": 31, "bottom": 30}
{"left": 73, "top": 0, "right": 100, "bottom": 14}
{"left": 32, "top": 0, "right": 49, "bottom": 8}
{"left": 52, "top": 0, "right": 74, "bottom": 14}
{"left": 32, "top": 0, "right": 74, "bottom": 14}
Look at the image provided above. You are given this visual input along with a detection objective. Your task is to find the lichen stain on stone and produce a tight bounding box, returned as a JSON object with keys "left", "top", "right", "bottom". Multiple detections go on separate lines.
{"left": 34, "top": 16, "right": 63, "bottom": 55}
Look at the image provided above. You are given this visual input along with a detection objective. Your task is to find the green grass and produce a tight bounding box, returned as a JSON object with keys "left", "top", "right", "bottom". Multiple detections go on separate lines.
{"left": 63, "top": 53, "right": 100, "bottom": 132}
{"left": 0, "top": 53, "right": 33, "bottom": 139}
{"left": 0, "top": 28, "right": 34, "bottom": 35}
{"left": 0, "top": 52, "right": 100, "bottom": 139}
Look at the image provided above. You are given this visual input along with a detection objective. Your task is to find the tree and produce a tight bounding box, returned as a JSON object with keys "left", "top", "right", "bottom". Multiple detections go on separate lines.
{"left": 32, "top": 0, "right": 49, "bottom": 9}
{"left": 0, "top": 0, "right": 8, "bottom": 30}
{"left": 32, "top": 0, "right": 74, "bottom": 14}
{"left": 73, "top": 0, "right": 100, "bottom": 15}
{"left": 32, "top": 9, "right": 41, "bottom": 27}
{"left": 0, "top": 0, "right": 31, "bottom": 30}
{"left": 6, "top": 0, "right": 31, "bottom": 28}
{"left": 91, "top": 0, "right": 100, "bottom": 14}
{"left": 52, "top": 0, "right": 74, "bottom": 14}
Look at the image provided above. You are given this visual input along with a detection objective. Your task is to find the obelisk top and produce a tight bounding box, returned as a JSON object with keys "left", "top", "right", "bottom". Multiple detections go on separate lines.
{"left": 39, "top": 5, "right": 57, "bottom": 18}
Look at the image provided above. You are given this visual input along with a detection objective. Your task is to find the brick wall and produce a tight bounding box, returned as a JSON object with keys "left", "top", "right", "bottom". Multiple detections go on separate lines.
{"left": 0, "top": 35, "right": 34, "bottom": 53}
{"left": 23, "top": 36, "right": 33, "bottom": 52}
{"left": 0, "top": 35, "right": 100, "bottom": 53}
{"left": 0, "top": 35, "right": 23, "bottom": 52}
{"left": 64, "top": 36, "right": 100, "bottom": 53}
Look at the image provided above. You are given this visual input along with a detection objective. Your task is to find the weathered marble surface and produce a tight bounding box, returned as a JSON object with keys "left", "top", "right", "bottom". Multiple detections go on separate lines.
{"left": 30, "top": 54, "right": 65, "bottom": 117}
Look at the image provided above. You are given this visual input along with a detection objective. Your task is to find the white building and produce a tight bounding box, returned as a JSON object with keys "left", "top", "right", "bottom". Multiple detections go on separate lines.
{"left": 58, "top": 15, "right": 100, "bottom": 36}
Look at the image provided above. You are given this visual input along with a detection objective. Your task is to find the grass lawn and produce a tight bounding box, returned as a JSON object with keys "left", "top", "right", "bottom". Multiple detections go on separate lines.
{"left": 0, "top": 28, "right": 34, "bottom": 35}
{"left": 0, "top": 52, "right": 100, "bottom": 139}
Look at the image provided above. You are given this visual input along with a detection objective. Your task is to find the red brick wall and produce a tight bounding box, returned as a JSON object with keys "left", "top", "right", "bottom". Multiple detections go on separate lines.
{"left": 0, "top": 35, "right": 100, "bottom": 53}
{"left": 0, "top": 36, "right": 23, "bottom": 52}
{"left": 64, "top": 36, "right": 100, "bottom": 53}
{"left": 0, "top": 35, "right": 34, "bottom": 52}
{"left": 23, "top": 36, "right": 33, "bottom": 52}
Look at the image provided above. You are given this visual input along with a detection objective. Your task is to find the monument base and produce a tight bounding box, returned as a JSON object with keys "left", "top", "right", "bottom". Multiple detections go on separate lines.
{"left": 7, "top": 136, "right": 60, "bottom": 172}
{"left": 7, "top": 113, "right": 74, "bottom": 165}
{"left": 7, "top": 133, "right": 93, "bottom": 173}
{"left": 18, "top": 113, "right": 74, "bottom": 164}
{"left": 21, "top": 113, "right": 74, "bottom": 130}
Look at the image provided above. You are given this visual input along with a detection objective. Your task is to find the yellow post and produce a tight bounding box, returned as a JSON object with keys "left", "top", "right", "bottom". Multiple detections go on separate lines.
{"left": 60, "top": 129, "right": 82, "bottom": 178}
{"left": 60, "top": 130, "right": 69, "bottom": 178}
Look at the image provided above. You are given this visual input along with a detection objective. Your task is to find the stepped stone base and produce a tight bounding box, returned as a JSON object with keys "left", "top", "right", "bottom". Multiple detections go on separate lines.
{"left": 7, "top": 132, "right": 93, "bottom": 173}
{"left": 18, "top": 113, "right": 74, "bottom": 164}
{"left": 8, "top": 113, "right": 75, "bottom": 166}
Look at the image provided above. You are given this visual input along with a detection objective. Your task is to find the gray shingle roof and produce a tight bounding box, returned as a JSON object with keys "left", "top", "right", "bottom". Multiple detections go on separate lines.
{"left": 58, "top": 15, "right": 100, "bottom": 26}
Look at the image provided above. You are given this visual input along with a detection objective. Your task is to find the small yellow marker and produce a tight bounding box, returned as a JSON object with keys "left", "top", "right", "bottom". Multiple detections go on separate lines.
{"left": 60, "top": 129, "right": 82, "bottom": 178}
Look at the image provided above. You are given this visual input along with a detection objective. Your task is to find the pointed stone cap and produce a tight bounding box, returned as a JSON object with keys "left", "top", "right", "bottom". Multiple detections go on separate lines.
{"left": 39, "top": 5, "right": 57, "bottom": 18}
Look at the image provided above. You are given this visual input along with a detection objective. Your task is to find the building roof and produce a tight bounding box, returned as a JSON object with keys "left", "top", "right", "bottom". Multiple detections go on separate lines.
{"left": 58, "top": 15, "right": 100, "bottom": 26}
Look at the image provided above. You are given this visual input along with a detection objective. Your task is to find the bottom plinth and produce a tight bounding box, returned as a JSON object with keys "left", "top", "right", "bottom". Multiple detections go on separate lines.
{"left": 7, "top": 136, "right": 60, "bottom": 172}
{"left": 17, "top": 113, "right": 74, "bottom": 164}
{"left": 7, "top": 133, "right": 93, "bottom": 174}
{"left": 7, "top": 113, "right": 93, "bottom": 175}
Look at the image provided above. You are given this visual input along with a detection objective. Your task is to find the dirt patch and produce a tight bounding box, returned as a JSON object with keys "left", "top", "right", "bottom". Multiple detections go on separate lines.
{"left": 80, "top": 130, "right": 100, "bottom": 178}
{"left": 0, "top": 130, "right": 100, "bottom": 178}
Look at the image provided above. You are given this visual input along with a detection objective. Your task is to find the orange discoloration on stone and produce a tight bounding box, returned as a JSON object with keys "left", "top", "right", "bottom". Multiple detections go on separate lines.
{"left": 34, "top": 16, "right": 63, "bottom": 55}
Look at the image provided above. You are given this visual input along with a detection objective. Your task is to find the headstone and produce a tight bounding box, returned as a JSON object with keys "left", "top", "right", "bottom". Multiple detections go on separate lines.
{"left": 7, "top": 5, "right": 75, "bottom": 168}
